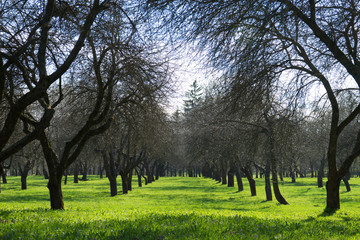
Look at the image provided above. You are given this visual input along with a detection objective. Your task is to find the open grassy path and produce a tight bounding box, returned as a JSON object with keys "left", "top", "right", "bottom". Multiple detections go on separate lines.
{"left": 0, "top": 176, "right": 360, "bottom": 239}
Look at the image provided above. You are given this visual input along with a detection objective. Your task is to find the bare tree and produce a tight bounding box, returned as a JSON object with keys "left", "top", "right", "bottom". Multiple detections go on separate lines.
{"left": 148, "top": 0, "right": 360, "bottom": 211}
{"left": 0, "top": 0, "right": 110, "bottom": 163}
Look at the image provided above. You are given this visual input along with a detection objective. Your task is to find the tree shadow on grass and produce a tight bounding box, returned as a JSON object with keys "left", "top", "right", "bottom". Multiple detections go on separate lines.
{"left": 1, "top": 211, "right": 359, "bottom": 240}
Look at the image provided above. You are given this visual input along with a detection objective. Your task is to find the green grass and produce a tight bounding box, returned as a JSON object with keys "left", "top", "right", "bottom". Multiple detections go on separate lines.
{"left": 1, "top": 176, "right": 360, "bottom": 239}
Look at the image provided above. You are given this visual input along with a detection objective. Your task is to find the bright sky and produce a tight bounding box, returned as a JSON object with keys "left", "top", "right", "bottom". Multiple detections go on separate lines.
{"left": 166, "top": 47, "right": 214, "bottom": 114}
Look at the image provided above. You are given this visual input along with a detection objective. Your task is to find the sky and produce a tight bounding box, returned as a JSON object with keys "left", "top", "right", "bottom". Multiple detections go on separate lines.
{"left": 165, "top": 47, "right": 214, "bottom": 114}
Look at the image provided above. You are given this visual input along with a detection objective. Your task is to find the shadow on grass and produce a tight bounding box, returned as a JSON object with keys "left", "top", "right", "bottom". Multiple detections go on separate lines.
{"left": 1, "top": 211, "right": 359, "bottom": 240}
{"left": 318, "top": 207, "right": 338, "bottom": 217}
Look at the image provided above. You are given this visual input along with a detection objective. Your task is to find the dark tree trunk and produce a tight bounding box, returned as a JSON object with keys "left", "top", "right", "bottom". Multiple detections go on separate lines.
{"left": 103, "top": 151, "right": 118, "bottom": 196}
{"left": 48, "top": 175, "right": 64, "bottom": 210}
{"left": 215, "top": 170, "right": 221, "bottom": 182}
{"left": 326, "top": 177, "right": 341, "bottom": 210}
{"left": 290, "top": 170, "right": 296, "bottom": 183}
{"left": 81, "top": 161, "right": 88, "bottom": 181}
{"left": 74, "top": 164, "right": 79, "bottom": 183}
{"left": 272, "top": 173, "right": 288, "bottom": 204}
{"left": 279, "top": 169, "right": 284, "bottom": 182}
{"left": 265, "top": 161, "right": 272, "bottom": 201}
{"left": 121, "top": 173, "right": 128, "bottom": 194}
{"left": 255, "top": 168, "right": 258, "bottom": 178}
{"left": 343, "top": 177, "right": 351, "bottom": 192}
{"left": 142, "top": 175, "right": 148, "bottom": 185}
{"left": 137, "top": 172, "right": 142, "bottom": 187}
{"left": 221, "top": 160, "right": 227, "bottom": 184}
{"left": 43, "top": 162, "right": 49, "bottom": 179}
{"left": 109, "top": 177, "right": 117, "bottom": 196}
{"left": 19, "top": 160, "right": 33, "bottom": 190}
{"left": 235, "top": 168, "right": 243, "bottom": 192}
{"left": 99, "top": 165, "right": 103, "bottom": 179}
{"left": 21, "top": 174, "right": 28, "bottom": 190}
{"left": 0, "top": 168, "right": 2, "bottom": 193}
{"left": 2, "top": 171, "right": 7, "bottom": 184}
{"left": 310, "top": 163, "right": 314, "bottom": 178}
{"left": 228, "top": 169, "right": 235, "bottom": 187}
{"left": 64, "top": 170, "right": 68, "bottom": 185}
{"left": 128, "top": 171, "right": 132, "bottom": 191}
{"left": 266, "top": 119, "right": 288, "bottom": 205}
{"left": 241, "top": 167, "right": 256, "bottom": 196}
{"left": 270, "top": 155, "right": 288, "bottom": 205}
{"left": 0, "top": 166, "right": 7, "bottom": 184}
{"left": 317, "top": 156, "right": 326, "bottom": 188}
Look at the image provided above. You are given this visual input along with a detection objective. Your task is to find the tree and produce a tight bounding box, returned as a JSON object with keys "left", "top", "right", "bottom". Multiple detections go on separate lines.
{"left": 184, "top": 80, "right": 203, "bottom": 114}
{"left": 148, "top": 0, "right": 360, "bottom": 211}
{"left": 0, "top": 0, "right": 110, "bottom": 164}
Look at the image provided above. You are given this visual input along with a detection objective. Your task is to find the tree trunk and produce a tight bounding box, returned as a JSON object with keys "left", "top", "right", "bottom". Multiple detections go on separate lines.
{"left": 279, "top": 169, "right": 284, "bottom": 182}
{"left": 142, "top": 175, "right": 148, "bottom": 185}
{"left": 267, "top": 121, "right": 288, "bottom": 205}
{"left": 43, "top": 162, "right": 49, "bottom": 179}
{"left": 265, "top": 161, "right": 272, "bottom": 201}
{"left": 318, "top": 156, "right": 326, "bottom": 187}
{"left": 137, "top": 172, "right": 142, "bottom": 187}
{"left": 272, "top": 173, "right": 288, "bottom": 204}
{"left": 343, "top": 177, "right": 351, "bottom": 192}
{"left": 326, "top": 177, "right": 341, "bottom": 210}
{"left": 270, "top": 159, "right": 288, "bottom": 204}
{"left": 64, "top": 171, "right": 68, "bottom": 185}
{"left": 103, "top": 151, "right": 118, "bottom": 196}
{"left": 121, "top": 173, "right": 128, "bottom": 194}
{"left": 21, "top": 174, "right": 28, "bottom": 190}
{"left": 81, "top": 161, "right": 88, "bottom": 181}
{"left": 240, "top": 167, "right": 256, "bottom": 196}
{"left": 235, "top": 168, "right": 243, "bottom": 192}
{"left": 2, "top": 172, "right": 7, "bottom": 184}
{"left": 1, "top": 166, "right": 7, "bottom": 184}
{"left": 74, "top": 164, "right": 79, "bottom": 183}
{"left": 99, "top": 165, "right": 103, "bottom": 179}
{"left": 290, "top": 170, "right": 296, "bottom": 183}
{"left": 128, "top": 171, "right": 133, "bottom": 191}
{"left": 48, "top": 176, "right": 64, "bottom": 210}
{"left": 109, "top": 176, "right": 117, "bottom": 196}
{"left": 227, "top": 167, "right": 235, "bottom": 187}
{"left": 310, "top": 163, "right": 314, "bottom": 178}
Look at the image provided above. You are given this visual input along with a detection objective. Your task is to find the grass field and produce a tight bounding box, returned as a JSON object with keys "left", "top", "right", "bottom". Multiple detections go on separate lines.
{"left": 0, "top": 175, "right": 359, "bottom": 239}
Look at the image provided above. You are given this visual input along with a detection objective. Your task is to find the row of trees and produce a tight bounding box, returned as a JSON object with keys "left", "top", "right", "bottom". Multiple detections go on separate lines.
{"left": 146, "top": 0, "right": 360, "bottom": 211}
{"left": 2, "top": 0, "right": 360, "bottom": 213}
{"left": 177, "top": 80, "right": 359, "bottom": 204}
{"left": 0, "top": 0, "right": 173, "bottom": 209}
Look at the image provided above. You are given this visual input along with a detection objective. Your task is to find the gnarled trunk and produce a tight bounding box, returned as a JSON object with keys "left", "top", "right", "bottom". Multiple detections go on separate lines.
{"left": 241, "top": 167, "right": 256, "bottom": 196}
{"left": 48, "top": 175, "right": 64, "bottom": 210}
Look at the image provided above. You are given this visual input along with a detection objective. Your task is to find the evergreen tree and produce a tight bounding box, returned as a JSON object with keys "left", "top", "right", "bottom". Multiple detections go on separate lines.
{"left": 183, "top": 80, "right": 203, "bottom": 113}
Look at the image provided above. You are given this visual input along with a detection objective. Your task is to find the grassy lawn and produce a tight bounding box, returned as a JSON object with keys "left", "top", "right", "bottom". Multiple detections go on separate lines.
{"left": 0, "top": 175, "right": 359, "bottom": 239}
